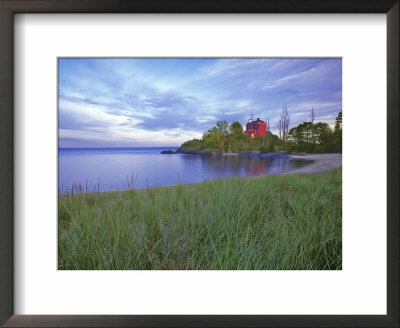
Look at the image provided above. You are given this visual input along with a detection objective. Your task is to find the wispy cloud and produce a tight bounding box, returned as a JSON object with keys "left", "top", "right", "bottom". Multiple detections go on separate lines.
{"left": 58, "top": 58, "right": 342, "bottom": 147}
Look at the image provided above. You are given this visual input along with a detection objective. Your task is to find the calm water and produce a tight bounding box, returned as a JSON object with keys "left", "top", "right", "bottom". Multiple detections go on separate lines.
{"left": 58, "top": 147, "right": 311, "bottom": 193}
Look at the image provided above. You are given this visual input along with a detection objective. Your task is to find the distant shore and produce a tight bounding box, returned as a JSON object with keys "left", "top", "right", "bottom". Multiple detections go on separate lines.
{"left": 171, "top": 148, "right": 300, "bottom": 160}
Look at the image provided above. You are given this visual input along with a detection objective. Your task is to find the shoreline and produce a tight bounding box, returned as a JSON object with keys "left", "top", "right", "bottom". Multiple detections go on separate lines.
{"left": 285, "top": 153, "right": 342, "bottom": 174}
{"left": 58, "top": 153, "right": 341, "bottom": 196}
{"left": 175, "top": 148, "right": 293, "bottom": 159}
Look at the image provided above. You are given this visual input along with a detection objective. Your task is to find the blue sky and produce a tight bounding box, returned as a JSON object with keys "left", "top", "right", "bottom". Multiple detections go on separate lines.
{"left": 58, "top": 58, "right": 342, "bottom": 148}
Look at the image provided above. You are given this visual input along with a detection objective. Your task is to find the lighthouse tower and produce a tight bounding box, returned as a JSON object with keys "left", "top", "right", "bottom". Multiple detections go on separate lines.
{"left": 245, "top": 116, "right": 266, "bottom": 137}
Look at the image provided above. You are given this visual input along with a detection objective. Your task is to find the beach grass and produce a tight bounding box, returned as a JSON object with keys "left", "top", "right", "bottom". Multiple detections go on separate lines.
{"left": 58, "top": 168, "right": 342, "bottom": 270}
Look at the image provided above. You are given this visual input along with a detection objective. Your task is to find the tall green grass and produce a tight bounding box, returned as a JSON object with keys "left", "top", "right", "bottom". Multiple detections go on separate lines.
{"left": 58, "top": 168, "right": 342, "bottom": 270}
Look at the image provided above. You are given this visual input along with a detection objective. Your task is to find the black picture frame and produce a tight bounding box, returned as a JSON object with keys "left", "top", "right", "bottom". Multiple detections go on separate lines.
{"left": 0, "top": 0, "right": 398, "bottom": 327}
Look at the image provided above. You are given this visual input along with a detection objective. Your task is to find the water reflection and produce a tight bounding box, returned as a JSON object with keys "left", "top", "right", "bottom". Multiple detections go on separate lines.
{"left": 58, "top": 148, "right": 311, "bottom": 192}
{"left": 192, "top": 155, "right": 305, "bottom": 178}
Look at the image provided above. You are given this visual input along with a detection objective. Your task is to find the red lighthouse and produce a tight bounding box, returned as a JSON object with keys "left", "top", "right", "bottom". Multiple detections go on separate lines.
{"left": 245, "top": 117, "right": 266, "bottom": 137}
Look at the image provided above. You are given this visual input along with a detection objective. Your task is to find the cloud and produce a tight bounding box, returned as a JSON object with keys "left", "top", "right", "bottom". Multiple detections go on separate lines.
{"left": 58, "top": 58, "right": 342, "bottom": 147}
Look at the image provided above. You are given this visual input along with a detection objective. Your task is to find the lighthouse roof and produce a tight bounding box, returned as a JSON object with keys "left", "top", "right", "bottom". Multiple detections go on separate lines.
{"left": 246, "top": 118, "right": 264, "bottom": 124}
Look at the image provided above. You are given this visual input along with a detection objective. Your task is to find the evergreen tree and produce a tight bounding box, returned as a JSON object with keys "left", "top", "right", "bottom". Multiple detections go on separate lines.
{"left": 333, "top": 112, "right": 342, "bottom": 148}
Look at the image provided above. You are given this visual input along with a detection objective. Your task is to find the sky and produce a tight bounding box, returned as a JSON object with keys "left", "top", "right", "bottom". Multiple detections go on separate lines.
{"left": 58, "top": 58, "right": 342, "bottom": 148}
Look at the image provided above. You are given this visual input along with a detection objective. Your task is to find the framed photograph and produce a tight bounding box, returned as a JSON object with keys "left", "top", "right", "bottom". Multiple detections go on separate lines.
{"left": 1, "top": 0, "right": 398, "bottom": 327}
{"left": 57, "top": 56, "right": 343, "bottom": 271}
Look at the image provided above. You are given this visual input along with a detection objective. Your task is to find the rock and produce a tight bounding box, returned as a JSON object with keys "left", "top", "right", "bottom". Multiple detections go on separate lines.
{"left": 260, "top": 152, "right": 292, "bottom": 159}
{"left": 260, "top": 152, "right": 281, "bottom": 158}
{"left": 195, "top": 151, "right": 212, "bottom": 156}
{"left": 177, "top": 149, "right": 194, "bottom": 154}
{"left": 248, "top": 151, "right": 261, "bottom": 157}
{"left": 160, "top": 150, "right": 175, "bottom": 154}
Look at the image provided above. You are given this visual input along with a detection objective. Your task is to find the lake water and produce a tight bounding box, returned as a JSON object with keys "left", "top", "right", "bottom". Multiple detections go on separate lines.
{"left": 58, "top": 147, "right": 311, "bottom": 193}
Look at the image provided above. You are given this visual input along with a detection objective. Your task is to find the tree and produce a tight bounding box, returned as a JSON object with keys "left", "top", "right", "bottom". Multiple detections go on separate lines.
{"left": 280, "top": 105, "right": 290, "bottom": 144}
{"left": 203, "top": 128, "right": 223, "bottom": 150}
{"left": 226, "top": 121, "right": 244, "bottom": 152}
{"left": 335, "top": 111, "right": 342, "bottom": 128}
{"left": 310, "top": 107, "right": 316, "bottom": 144}
{"left": 229, "top": 121, "right": 244, "bottom": 137}
{"left": 278, "top": 119, "right": 283, "bottom": 140}
{"left": 202, "top": 121, "right": 230, "bottom": 150}
{"left": 313, "top": 122, "right": 333, "bottom": 145}
{"left": 310, "top": 107, "right": 315, "bottom": 124}
{"left": 264, "top": 117, "right": 270, "bottom": 147}
{"left": 288, "top": 122, "right": 313, "bottom": 144}
{"left": 216, "top": 120, "right": 229, "bottom": 137}
{"left": 333, "top": 111, "right": 342, "bottom": 148}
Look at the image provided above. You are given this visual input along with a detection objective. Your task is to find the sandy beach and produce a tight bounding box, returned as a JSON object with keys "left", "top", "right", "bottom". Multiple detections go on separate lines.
{"left": 285, "top": 153, "right": 342, "bottom": 174}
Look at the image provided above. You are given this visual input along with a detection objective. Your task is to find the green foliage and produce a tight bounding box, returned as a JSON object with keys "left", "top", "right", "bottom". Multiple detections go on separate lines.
{"left": 216, "top": 120, "right": 230, "bottom": 137}
{"left": 59, "top": 168, "right": 342, "bottom": 270}
{"left": 314, "top": 122, "right": 334, "bottom": 145}
{"left": 180, "top": 112, "right": 342, "bottom": 154}
{"left": 287, "top": 112, "right": 342, "bottom": 153}
{"left": 260, "top": 145, "right": 271, "bottom": 153}
{"left": 200, "top": 121, "right": 231, "bottom": 150}
{"left": 333, "top": 112, "right": 342, "bottom": 148}
{"left": 272, "top": 145, "right": 280, "bottom": 152}
{"left": 289, "top": 122, "right": 313, "bottom": 144}
{"left": 180, "top": 121, "right": 281, "bottom": 153}
{"left": 181, "top": 138, "right": 202, "bottom": 150}
{"left": 229, "top": 121, "right": 244, "bottom": 136}
{"left": 203, "top": 128, "right": 224, "bottom": 150}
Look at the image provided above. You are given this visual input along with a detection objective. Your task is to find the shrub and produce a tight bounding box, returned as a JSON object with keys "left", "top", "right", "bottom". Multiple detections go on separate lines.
{"left": 272, "top": 145, "right": 280, "bottom": 152}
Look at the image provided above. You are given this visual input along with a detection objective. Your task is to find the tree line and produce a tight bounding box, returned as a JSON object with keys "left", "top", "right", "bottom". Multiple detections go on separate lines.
{"left": 180, "top": 120, "right": 281, "bottom": 153}
{"left": 287, "top": 110, "right": 342, "bottom": 152}
{"left": 180, "top": 108, "right": 342, "bottom": 154}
